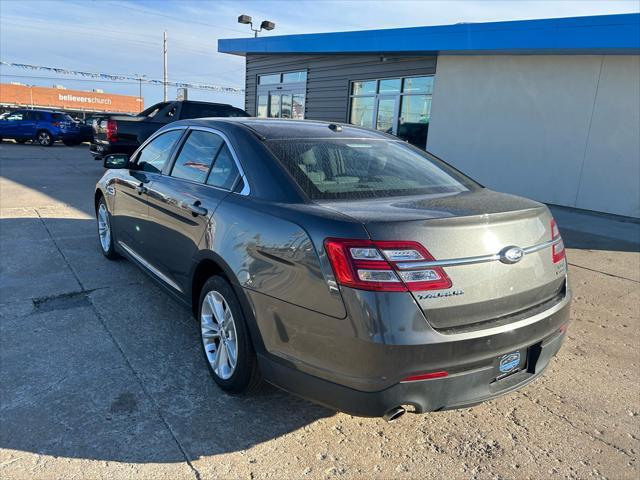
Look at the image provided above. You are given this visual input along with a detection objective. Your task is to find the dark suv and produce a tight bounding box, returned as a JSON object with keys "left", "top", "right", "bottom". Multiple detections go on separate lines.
{"left": 95, "top": 118, "right": 570, "bottom": 421}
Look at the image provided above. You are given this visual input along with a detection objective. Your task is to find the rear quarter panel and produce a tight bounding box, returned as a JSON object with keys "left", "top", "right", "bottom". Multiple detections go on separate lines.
{"left": 203, "top": 194, "right": 360, "bottom": 319}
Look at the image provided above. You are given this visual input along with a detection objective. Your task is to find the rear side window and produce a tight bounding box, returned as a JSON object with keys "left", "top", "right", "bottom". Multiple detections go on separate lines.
{"left": 171, "top": 130, "right": 224, "bottom": 183}
{"left": 206, "top": 144, "right": 239, "bottom": 189}
{"left": 136, "top": 129, "right": 183, "bottom": 173}
{"left": 180, "top": 103, "right": 248, "bottom": 119}
{"left": 266, "top": 138, "right": 477, "bottom": 200}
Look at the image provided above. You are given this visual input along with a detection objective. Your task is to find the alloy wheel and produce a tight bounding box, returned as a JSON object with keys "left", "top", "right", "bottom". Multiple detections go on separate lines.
{"left": 201, "top": 290, "right": 238, "bottom": 380}
{"left": 38, "top": 131, "right": 51, "bottom": 146}
{"left": 97, "top": 203, "right": 111, "bottom": 252}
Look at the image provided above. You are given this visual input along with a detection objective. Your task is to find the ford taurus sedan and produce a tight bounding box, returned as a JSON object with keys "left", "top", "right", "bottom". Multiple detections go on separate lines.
{"left": 94, "top": 118, "right": 570, "bottom": 421}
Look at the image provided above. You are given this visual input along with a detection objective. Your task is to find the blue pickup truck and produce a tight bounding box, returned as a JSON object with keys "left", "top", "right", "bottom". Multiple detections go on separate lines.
{"left": 0, "top": 109, "right": 84, "bottom": 146}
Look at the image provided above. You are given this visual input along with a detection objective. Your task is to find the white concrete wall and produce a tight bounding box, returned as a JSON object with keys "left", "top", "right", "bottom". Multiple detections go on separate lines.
{"left": 427, "top": 55, "right": 640, "bottom": 218}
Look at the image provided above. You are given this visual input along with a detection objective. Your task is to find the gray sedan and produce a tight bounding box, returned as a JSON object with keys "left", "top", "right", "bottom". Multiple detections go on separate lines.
{"left": 95, "top": 118, "right": 570, "bottom": 421}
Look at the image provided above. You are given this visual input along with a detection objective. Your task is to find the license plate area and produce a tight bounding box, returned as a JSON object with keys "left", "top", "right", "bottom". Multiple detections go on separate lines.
{"left": 494, "top": 349, "right": 528, "bottom": 381}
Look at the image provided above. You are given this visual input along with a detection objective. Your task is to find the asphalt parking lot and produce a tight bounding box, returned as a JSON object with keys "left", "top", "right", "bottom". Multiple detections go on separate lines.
{"left": 1, "top": 141, "right": 638, "bottom": 479}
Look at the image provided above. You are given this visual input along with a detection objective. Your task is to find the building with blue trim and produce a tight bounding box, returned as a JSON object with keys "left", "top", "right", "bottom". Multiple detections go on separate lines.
{"left": 219, "top": 14, "right": 640, "bottom": 217}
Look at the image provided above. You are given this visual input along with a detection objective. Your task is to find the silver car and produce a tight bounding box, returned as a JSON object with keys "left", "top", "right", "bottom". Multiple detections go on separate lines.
{"left": 95, "top": 118, "right": 570, "bottom": 421}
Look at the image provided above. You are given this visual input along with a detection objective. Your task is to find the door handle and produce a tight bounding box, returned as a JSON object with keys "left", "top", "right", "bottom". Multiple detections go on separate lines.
{"left": 188, "top": 201, "right": 208, "bottom": 217}
{"left": 135, "top": 183, "right": 147, "bottom": 195}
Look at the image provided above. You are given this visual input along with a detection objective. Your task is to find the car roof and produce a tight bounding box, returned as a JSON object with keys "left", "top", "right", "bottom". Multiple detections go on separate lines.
{"left": 180, "top": 117, "right": 394, "bottom": 141}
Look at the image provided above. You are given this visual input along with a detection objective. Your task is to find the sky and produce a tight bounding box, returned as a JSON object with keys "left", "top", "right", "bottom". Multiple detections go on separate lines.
{"left": 1, "top": 0, "right": 639, "bottom": 110}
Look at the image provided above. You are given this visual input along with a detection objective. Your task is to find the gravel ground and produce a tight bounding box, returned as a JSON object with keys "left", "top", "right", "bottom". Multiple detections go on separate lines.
{"left": 1, "top": 141, "right": 638, "bottom": 479}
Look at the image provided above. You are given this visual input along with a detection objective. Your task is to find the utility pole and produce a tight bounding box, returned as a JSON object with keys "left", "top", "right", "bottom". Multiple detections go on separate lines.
{"left": 136, "top": 74, "right": 146, "bottom": 109}
{"left": 163, "top": 31, "right": 168, "bottom": 102}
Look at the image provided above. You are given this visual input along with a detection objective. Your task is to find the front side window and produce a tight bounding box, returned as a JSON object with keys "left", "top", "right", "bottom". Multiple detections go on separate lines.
{"left": 136, "top": 129, "right": 183, "bottom": 173}
{"left": 267, "top": 138, "right": 477, "bottom": 200}
{"left": 171, "top": 130, "right": 224, "bottom": 183}
{"left": 6, "top": 112, "right": 24, "bottom": 121}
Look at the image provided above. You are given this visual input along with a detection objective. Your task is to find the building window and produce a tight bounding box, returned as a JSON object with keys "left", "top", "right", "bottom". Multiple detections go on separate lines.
{"left": 257, "top": 70, "right": 307, "bottom": 119}
{"left": 348, "top": 75, "right": 434, "bottom": 149}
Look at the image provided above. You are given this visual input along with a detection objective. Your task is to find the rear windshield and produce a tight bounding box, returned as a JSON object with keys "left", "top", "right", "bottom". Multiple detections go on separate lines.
{"left": 266, "top": 138, "right": 478, "bottom": 200}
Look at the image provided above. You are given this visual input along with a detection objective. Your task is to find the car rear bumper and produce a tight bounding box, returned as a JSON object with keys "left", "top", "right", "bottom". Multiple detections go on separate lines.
{"left": 90, "top": 142, "right": 136, "bottom": 158}
{"left": 253, "top": 286, "right": 571, "bottom": 417}
{"left": 259, "top": 324, "right": 566, "bottom": 417}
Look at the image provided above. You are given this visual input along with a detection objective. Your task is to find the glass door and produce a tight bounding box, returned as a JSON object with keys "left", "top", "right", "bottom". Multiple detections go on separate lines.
{"left": 374, "top": 96, "right": 399, "bottom": 135}
{"left": 268, "top": 93, "right": 281, "bottom": 118}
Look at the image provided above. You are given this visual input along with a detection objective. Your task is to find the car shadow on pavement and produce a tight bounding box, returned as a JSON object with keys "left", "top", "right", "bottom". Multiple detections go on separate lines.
{"left": 0, "top": 215, "right": 333, "bottom": 463}
{"left": 561, "top": 227, "right": 640, "bottom": 252}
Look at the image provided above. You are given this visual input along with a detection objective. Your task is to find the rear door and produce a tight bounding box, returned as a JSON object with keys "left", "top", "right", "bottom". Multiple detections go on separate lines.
{"left": 112, "top": 128, "right": 185, "bottom": 256}
{"left": 145, "top": 127, "right": 243, "bottom": 291}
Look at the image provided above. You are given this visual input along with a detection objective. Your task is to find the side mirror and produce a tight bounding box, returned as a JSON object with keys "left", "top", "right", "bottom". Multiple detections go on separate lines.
{"left": 104, "top": 154, "right": 129, "bottom": 169}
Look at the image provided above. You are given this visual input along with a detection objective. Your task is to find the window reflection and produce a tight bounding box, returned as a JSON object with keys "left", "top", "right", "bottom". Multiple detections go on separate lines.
{"left": 348, "top": 75, "right": 434, "bottom": 149}
{"left": 257, "top": 95, "right": 268, "bottom": 118}
{"left": 281, "top": 94, "right": 292, "bottom": 118}
{"left": 379, "top": 78, "right": 401, "bottom": 93}
{"left": 350, "top": 97, "right": 375, "bottom": 127}
{"left": 399, "top": 95, "right": 431, "bottom": 148}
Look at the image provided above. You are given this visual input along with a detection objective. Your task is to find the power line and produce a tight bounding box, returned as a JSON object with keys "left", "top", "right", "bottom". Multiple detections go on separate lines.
{"left": 0, "top": 62, "right": 244, "bottom": 94}
{"left": 1, "top": 73, "right": 145, "bottom": 86}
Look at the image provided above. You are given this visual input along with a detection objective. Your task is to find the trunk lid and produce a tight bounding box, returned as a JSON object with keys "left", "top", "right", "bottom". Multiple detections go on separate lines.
{"left": 322, "top": 189, "right": 567, "bottom": 330}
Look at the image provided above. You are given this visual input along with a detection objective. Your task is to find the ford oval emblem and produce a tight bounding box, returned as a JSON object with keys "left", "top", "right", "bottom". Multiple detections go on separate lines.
{"left": 499, "top": 246, "right": 524, "bottom": 264}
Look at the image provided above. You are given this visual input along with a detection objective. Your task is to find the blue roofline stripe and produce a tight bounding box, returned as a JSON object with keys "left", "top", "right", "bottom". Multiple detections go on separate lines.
{"left": 218, "top": 13, "right": 640, "bottom": 56}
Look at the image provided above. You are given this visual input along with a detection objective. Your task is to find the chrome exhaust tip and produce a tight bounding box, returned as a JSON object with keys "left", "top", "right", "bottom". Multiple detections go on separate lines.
{"left": 383, "top": 406, "right": 406, "bottom": 422}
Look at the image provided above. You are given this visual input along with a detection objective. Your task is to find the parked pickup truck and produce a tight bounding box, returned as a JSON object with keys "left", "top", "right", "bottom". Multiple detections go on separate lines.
{"left": 90, "top": 100, "right": 249, "bottom": 159}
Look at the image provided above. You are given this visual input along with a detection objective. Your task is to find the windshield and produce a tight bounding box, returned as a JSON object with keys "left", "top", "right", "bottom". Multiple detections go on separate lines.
{"left": 266, "top": 138, "right": 479, "bottom": 200}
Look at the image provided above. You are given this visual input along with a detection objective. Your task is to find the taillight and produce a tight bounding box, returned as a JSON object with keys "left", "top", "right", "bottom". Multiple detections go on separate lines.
{"left": 105, "top": 119, "right": 118, "bottom": 142}
{"left": 550, "top": 219, "right": 565, "bottom": 263}
{"left": 324, "top": 238, "right": 452, "bottom": 292}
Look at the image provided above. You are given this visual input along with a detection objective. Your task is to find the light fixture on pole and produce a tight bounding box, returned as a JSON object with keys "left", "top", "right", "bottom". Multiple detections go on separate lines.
{"left": 238, "top": 15, "right": 275, "bottom": 37}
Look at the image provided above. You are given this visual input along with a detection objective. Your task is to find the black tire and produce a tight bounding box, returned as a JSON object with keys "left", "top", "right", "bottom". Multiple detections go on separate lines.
{"left": 35, "top": 130, "right": 53, "bottom": 147}
{"left": 198, "top": 276, "right": 262, "bottom": 394}
{"left": 96, "top": 196, "right": 119, "bottom": 259}
{"left": 15, "top": 138, "right": 28, "bottom": 144}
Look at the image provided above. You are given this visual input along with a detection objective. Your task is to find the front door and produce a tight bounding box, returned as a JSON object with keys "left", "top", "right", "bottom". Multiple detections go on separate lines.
{"left": 19, "top": 111, "right": 38, "bottom": 139}
{"left": 1, "top": 111, "right": 26, "bottom": 138}
{"left": 112, "top": 128, "right": 184, "bottom": 254}
{"left": 146, "top": 128, "right": 242, "bottom": 292}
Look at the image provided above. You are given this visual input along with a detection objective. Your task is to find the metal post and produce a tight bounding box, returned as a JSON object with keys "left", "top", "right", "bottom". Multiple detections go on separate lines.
{"left": 163, "top": 31, "right": 168, "bottom": 102}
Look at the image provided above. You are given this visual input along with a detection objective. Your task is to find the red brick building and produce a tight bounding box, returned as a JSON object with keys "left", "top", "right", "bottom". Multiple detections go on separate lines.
{"left": 0, "top": 83, "right": 143, "bottom": 115}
